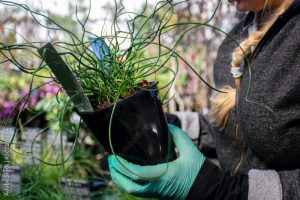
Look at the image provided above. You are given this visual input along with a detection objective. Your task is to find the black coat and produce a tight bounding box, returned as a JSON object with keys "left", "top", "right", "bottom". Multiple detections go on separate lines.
{"left": 187, "top": 1, "right": 300, "bottom": 199}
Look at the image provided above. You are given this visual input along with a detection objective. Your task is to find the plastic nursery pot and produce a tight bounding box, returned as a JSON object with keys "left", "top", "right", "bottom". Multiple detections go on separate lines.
{"left": 76, "top": 82, "right": 176, "bottom": 165}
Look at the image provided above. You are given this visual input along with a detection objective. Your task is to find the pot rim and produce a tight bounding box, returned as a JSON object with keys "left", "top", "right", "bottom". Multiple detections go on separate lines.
{"left": 76, "top": 80, "right": 158, "bottom": 115}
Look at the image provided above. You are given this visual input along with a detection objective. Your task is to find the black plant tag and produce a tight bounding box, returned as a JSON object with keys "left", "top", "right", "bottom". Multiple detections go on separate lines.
{"left": 38, "top": 43, "right": 93, "bottom": 112}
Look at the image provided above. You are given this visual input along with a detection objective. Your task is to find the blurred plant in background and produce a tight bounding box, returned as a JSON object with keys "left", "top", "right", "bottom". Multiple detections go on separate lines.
{"left": 131, "top": 0, "right": 238, "bottom": 113}
{"left": 0, "top": 74, "right": 62, "bottom": 128}
{"left": 0, "top": 74, "right": 39, "bottom": 125}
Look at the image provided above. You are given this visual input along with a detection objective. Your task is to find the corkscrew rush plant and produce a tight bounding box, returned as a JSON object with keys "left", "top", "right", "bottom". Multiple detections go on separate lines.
{"left": 0, "top": 0, "right": 276, "bottom": 197}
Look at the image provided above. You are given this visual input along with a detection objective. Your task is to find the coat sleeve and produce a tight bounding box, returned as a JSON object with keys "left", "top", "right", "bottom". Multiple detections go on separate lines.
{"left": 186, "top": 159, "right": 249, "bottom": 200}
{"left": 187, "top": 159, "right": 300, "bottom": 200}
{"left": 248, "top": 169, "right": 300, "bottom": 200}
{"left": 279, "top": 169, "right": 300, "bottom": 200}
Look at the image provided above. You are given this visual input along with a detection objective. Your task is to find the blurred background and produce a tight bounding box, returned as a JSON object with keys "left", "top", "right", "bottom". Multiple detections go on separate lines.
{"left": 0, "top": 0, "right": 239, "bottom": 199}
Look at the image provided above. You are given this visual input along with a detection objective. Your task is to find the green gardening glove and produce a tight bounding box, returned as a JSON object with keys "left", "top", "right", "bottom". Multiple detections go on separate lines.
{"left": 108, "top": 124, "right": 205, "bottom": 200}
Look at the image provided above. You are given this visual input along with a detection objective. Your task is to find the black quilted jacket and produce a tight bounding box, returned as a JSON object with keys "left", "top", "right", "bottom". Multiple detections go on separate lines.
{"left": 186, "top": 1, "right": 300, "bottom": 199}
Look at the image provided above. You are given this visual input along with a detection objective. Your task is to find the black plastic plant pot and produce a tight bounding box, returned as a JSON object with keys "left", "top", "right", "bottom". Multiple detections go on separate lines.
{"left": 76, "top": 82, "right": 176, "bottom": 165}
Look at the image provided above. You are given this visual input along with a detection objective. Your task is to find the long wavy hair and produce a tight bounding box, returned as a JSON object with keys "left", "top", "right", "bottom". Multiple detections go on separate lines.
{"left": 210, "top": 0, "right": 293, "bottom": 130}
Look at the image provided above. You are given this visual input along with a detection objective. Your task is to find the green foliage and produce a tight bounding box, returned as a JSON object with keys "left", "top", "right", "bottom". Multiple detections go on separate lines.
{"left": 65, "top": 145, "right": 100, "bottom": 179}
{"left": 0, "top": 74, "right": 31, "bottom": 102}
{"left": 20, "top": 164, "right": 65, "bottom": 200}
{"left": 0, "top": 191, "right": 17, "bottom": 200}
{"left": 13, "top": 138, "right": 101, "bottom": 199}
{"left": 0, "top": 152, "right": 4, "bottom": 165}
{"left": 92, "top": 186, "right": 152, "bottom": 200}
{"left": 34, "top": 95, "right": 73, "bottom": 132}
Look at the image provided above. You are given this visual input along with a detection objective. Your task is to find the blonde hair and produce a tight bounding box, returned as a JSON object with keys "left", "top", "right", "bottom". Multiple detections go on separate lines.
{"left": 211, "top": 0, "right": 293, "bottom": 130}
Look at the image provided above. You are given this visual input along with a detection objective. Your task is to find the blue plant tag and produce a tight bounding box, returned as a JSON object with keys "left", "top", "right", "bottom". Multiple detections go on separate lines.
{"left": 89, "top": 37, "right": 111, "bottom": 77}
{"left": 89, "top": 37, "right": 111, "bottom": 61}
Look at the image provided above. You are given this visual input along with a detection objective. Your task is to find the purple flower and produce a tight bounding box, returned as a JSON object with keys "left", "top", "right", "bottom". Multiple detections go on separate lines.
{"left": 3, "top": 101, "right": 15, "bottom": 108}
{"left": 0, "top": 80, "right": 61, "bottom": 123}
{"left": 42, "top": 83, "right": 60, "bottom": 96}
{"left": 40, "top": 92, "right": 46, "bottom": 98}
{"left": 29, "top": 96, "right": 38, "bottom": 107}
{"left": 0, "top": 101, "right": 17, "bottom": 121}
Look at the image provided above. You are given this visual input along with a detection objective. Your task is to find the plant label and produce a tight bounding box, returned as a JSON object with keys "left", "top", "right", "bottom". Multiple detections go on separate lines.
{"left": 60, "top": 178, "right": 91, "bottom": 200}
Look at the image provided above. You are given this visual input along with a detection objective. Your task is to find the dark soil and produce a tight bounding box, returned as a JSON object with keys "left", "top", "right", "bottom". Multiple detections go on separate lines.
{"left": 94, "top": 80, "right": 152, "bottom": 111}
{"left": 95, "top": 102, "right": 115, "bottom": 110}
{"left": 137, "top": 80, "right": 151, "bottom": 88}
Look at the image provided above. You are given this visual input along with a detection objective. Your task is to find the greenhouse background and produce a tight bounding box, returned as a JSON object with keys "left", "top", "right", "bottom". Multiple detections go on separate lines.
{"left": 0, "top": 0, "right": 238, "bottom": 199}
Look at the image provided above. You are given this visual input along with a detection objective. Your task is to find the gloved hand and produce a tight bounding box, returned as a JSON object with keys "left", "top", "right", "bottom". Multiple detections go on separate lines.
{"left": 108, "top": 124, "right": 205, "bottom": 200}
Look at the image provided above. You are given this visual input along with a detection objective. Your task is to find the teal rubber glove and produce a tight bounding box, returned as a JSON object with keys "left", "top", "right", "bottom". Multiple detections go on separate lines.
{"left": 108, "top": 124, "right": 205, "bottom": 200}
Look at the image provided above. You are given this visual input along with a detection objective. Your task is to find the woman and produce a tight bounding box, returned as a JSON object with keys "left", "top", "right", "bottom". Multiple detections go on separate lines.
{"left": 108, "top": 0, "right": 300, "bottom": 199}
